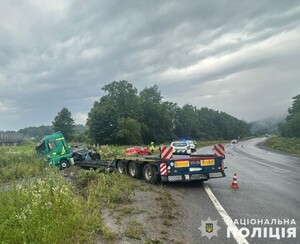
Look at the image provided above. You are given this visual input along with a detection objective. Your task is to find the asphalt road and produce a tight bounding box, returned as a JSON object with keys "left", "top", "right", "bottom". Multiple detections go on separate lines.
{"left": 169, "top": 138, "right": 300, "bottom": 244}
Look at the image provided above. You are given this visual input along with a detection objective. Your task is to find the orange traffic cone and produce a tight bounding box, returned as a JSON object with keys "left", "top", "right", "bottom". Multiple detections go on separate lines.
{"left": 231, "top": 173, "right": 239, "bottom": 189}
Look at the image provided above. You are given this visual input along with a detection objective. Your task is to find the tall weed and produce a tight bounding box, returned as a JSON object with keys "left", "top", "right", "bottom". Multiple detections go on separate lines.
{"left": 75, "top": 170, "right": 136, "bottom": 207}
{"left": 0, "top": 169, "right": 103, "bottom": 243}
{"left": 0, "top": 148, "right": 46, "bottom": 183}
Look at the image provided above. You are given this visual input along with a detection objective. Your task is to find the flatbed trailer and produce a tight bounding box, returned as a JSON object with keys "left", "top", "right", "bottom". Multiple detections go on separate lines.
{"left": 75, "top": 151, "right": 226, "bottom": 184}
{"left": 114, "top": 153, "right": 226, "bottom": 183}
{"left": 75, "top": 160, "right": 114, "bottom": 170}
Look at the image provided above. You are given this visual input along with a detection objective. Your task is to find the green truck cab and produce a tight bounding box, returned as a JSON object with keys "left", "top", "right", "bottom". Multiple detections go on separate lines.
{"left": 36, "top": 131, "right": 74, "bottom": 169}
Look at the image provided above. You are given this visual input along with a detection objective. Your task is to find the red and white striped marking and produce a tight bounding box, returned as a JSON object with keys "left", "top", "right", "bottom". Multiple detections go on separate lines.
{"left": 214, "top": 144, "right": 225, "bottom": 158}
{"left": 160, "top": 162, "right": 167, "bottom": 175}
{"left": 161, "top": 146, "right": 173, "bottom": 159}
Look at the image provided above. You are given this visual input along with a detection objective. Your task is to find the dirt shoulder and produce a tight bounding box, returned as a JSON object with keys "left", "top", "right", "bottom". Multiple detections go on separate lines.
{"left": 100, "top": 185, "right": 188, "bottom": 244}
{"left": 65, "top": 166, "right": 189, "bottom": 244}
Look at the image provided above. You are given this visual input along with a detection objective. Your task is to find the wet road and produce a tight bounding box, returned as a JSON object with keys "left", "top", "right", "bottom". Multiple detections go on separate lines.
{"left": 170, "top": 138, "right": 300, "bottom": 244}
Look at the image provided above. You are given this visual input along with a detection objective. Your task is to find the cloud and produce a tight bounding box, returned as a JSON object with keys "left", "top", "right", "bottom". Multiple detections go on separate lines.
{"left": 73, "top": 112, "right": 88, "bottom": 125}
{"left": 0, "top": 0, "right": 300, "bottom": 130}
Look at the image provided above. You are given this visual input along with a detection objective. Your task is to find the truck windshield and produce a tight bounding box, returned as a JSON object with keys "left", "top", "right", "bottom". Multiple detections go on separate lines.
{"left": 36, "top": 140, "right": 46, "bottom": 154}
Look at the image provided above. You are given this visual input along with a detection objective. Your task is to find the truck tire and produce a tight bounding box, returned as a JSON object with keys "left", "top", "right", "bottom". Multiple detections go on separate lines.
{"left": 60, "top": 159, "right": 69, "bottom": 170}
{"left": 128, "top": 161, "right": 141, "bottom": 178}
{"left": 142, "top": 164, "right": 158, "bottom": 184}
{"left": 116, "top": 160, "right": 127, "bottom": 174}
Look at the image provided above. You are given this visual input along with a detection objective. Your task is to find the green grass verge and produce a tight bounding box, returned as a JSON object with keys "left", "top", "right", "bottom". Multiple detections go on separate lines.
{"left": 75, "top": 170, "right": 136, "bottom": 208}
{"left": 0, "top": 143, "right": 138, "bottom": 243}
{"left": 0, "top": 169, "right": 105, "bottom": 243}
{"left": 0, "top": 146, "right": 47, "bottom": 183}
{"left": 264, "top": 137, "right": 300, "bottom": 155}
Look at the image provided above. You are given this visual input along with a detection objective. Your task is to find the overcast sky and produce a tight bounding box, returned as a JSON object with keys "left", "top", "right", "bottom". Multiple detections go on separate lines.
{"left": 1, "top": 0, "right": 300, "bottom": 131}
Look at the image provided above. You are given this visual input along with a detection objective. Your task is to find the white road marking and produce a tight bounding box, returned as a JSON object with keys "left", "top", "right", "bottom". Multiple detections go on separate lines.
{"left": 231, "top": 147, "right": 290, "bottom": 173}
{"left": 246, "top": 157, "right": 289, "bottom": 173}
{"left": 203, "top": 182, "right": 249, "bottom": 244}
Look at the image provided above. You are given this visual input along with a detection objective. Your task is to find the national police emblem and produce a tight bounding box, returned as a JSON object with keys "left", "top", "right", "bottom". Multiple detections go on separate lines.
{"left": 198, "top": 217, "right": 221, "bottom": 240}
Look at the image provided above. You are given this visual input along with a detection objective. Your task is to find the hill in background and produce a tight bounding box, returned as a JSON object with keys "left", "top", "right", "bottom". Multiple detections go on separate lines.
{"left": 250, "top": 114, "right": 286, "bottom": 135}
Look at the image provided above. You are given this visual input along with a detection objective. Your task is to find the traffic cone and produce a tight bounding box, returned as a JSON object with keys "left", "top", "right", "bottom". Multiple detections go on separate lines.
{"left": 231, "top": 173, "right": 239, "bottom": 189}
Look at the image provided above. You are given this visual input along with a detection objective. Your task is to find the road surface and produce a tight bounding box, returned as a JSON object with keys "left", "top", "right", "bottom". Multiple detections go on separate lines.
{"left": 169, "top": 138, "right": 300, "bottom": 244}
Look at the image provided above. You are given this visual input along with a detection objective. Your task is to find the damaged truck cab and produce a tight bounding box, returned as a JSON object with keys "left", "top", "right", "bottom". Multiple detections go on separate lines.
{"left": 36, "top": 131, "right": 74, "bottom": 169}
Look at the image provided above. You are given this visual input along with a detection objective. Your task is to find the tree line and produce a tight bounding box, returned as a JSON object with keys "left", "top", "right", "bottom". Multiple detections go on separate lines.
{"left": 17, "top": 80, "right": 252, "bottom": 144}
{"left": 18, "top": 121, "right": 86, "bottom": 142}
{"left": 86, "top": 80, "right": 251, "bottom": 144}
{"left": 17, "top": 85, "right": 300, "bottom": 144}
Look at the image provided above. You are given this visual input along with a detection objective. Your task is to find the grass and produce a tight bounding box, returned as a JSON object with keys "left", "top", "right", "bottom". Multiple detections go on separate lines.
{"left": 98, "top": 145, "right": 127, "bottom": 158}
{"left": 156, "top": 186, "right": 178, "bottom": 227}
{"left": 0, "top": 169, "right": 106, "bottom": 243}
{"left": 0, "top": 143, "right": 138, "bottom": 243}
{"left": 124, "top": 220, "right": 145, "bottom": 240}
{"left": 75, "top": 170, "right": 136, "bottom": 208}
{"left": 0, "top": 145, "right": 47, "bottom": 183}
{"left": 116, "top": 206, "right": 145, "bottom": 216}
{"left": 145, "top": 238, "right": 164, "bottom": 244}
{"left": 264, "top": 137, "right": 300, "bottom": 154}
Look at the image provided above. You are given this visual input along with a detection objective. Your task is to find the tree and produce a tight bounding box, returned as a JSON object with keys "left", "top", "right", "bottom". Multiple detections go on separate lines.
{"left": 52, "top": 107, "right": 75, "bottom": 141}
{"left": 87, "top": 81, "right": 140, "bottom": 144}
{"left": 102, "top": 80, "right": 141, "bottom": 119}
{"left": 87, "top": 99, "right": 119, "bottom": 144}
{"left": 139, "top": 86, "right": 174, "bottom": 143}
{"left": 116, "top": 117, "right": 142, "bottom": 145}
{"left": 280, "top": 94, "right": 300, "bottom": 138}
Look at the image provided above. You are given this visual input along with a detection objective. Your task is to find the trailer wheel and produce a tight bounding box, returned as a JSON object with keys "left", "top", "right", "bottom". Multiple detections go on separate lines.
{"left": 142, "top": 164, "right": 158, "bottom": 184}
{"left": 60, "top": 159, "right": 69, "bottom": 170}
{"left": 128, "top": 161, "right": 141, "bottom": 178}
{"left": 116, "top": 160, "right": 127, "bottom": 174}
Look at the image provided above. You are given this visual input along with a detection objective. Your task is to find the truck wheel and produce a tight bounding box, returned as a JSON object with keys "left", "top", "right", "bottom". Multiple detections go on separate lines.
{"left": 142, "top": 164, "right": 158, "bottom": 184}
{"left": 116, "top": 161, "right": 127, "bottom": 174}
{"left": 60, "top": 159, "right": 69, "bottom": 170}
{"left": 128, "top": 161, "right": 141, "bottom": 178}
